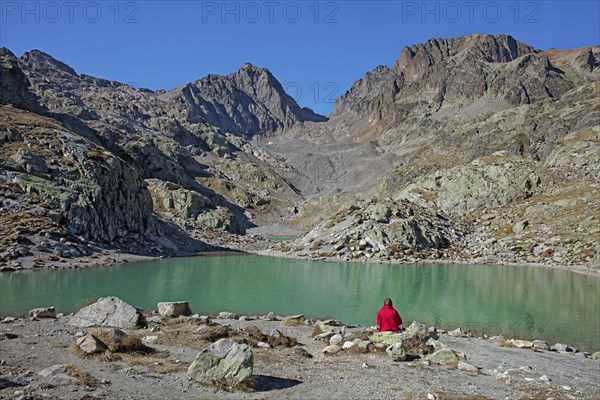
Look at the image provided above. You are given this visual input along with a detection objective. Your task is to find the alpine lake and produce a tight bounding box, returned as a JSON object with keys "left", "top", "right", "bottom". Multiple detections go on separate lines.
{"left": 1, "top": 254, "right": 598, "bottom": 351}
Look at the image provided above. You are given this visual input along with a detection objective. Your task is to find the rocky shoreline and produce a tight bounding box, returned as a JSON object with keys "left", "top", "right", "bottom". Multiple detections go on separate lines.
{"left": 1, "top": 297, "right": 599, "bottom": 400}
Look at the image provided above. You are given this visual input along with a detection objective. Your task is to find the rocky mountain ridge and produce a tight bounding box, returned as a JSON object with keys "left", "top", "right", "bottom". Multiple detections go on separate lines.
{"left": 1, "top": 33, "right": 598, "bottom": 270}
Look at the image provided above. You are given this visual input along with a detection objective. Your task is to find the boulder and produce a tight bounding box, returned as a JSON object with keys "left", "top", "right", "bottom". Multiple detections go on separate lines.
{"left": 157, "top": 301, "right": 192, "bottom": 318}
{"left": 187, "top": 338, "right": 253, "bottom": 387}
{"left": 28, "top": 307, "right": 56, "bottom": 319}
{"left": 591, "top": 352, "right": 600, "bottom": 360}
{"left": 386, "top": 342, "right": 407, "bottom": 361}
{"left": 68, "top": 297, "right": 142, "bottom": 329}
{"left": 76, "top": 333, "right": 108, "bottom": 354}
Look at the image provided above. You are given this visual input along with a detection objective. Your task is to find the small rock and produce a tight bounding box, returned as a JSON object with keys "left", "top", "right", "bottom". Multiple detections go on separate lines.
{"left": 257, "top": 342, "right": 270, "bottom": 348}
{"left": 532, "top": 340, "right": 550, "bottom": 351}
{"left": 458, "top": 361, "right": 479, "bottom": 373}
{"left": 342, "top": 341, "right": 356, "bottom": 350}
{"left": 386, "top": 342, "right": 407, "bottom": 362}
{"left": 591, "top": 351, "right": 600, "bottom": 360}
{"left": 1, "top": 317, "right": 16, "bottom": 323}
{"left": 265, "top": 311, "right": 277, "bottom": 321}
{"left": 448, "top": 328, "right": 467, "bottom": 338}
{"left": 76, "top": 333, "right": 108, "bottom": 354}
{"left": 562, "top": 386, "right": 572, "bottom": 391}
{"left": 38, "top": 364, "right": 67, "bottom": 377}
{"left": 142, "top": 335, "right": 158, "bottom": 344}
{"left": 551, "top": 343, "right": 570, "bottom": 352}
{"left": 217, "top": 311, "right": 239, "bottom": 320}
{"left": 509, "top": 339, "right": 533, "bottom": 348}
{"left": 539, "top": 374, "right": 551, "bottom": 382}
{"left": 427, "top": 393, "right": 438, "bottom": 400}
{"left": 322, "top": 345, "right": 342, "bottom": 354}
{"left": 329, "top": 334, "right": 343, "bottom": 346}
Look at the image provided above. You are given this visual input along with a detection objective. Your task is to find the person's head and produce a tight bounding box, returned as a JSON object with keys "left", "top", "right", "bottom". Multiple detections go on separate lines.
{"left": 383, "top": 298, "right": 393, "bottom": 307}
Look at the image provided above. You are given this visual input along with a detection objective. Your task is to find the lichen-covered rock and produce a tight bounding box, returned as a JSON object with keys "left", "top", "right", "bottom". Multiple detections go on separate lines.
{"left": 426, "top": 348, "right": 460, "bottom": 365}
{"left": 68, "top": 297, "right": 143, "bottom": 329}
{"left": 146, "top": 179, "right": 213, "bottom": 219}
{"left": 197, "top": 207, "right": 245, "bottom": 235}
{"left": 187, "top": 338, "right": 253, "bottom": 387}
{"left": 371, "top": 331, "right": 403, "bottom": 346}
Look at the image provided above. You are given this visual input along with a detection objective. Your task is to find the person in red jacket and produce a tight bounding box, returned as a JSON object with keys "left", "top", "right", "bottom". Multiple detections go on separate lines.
{"left": 376, "top": 298, "right": 403, "bottom": 332}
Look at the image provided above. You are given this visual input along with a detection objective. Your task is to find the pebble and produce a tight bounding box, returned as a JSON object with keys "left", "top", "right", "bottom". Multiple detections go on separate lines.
{"left": 539, "top": 375, "right": 551, "bottom": 382}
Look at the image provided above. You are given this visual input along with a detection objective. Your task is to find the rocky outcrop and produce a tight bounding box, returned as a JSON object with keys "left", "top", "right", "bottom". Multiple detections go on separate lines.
{"left": 187, "top": 338, "right": 253, "bottom": 387}
{"left": 163, "top": 63, "right": 326, "bottom": 136}
{"left": 288, "top": 198, "right": 468, "bottom": 262}
{"left": 68, "top": 297, "right": 143, "bottom": 329}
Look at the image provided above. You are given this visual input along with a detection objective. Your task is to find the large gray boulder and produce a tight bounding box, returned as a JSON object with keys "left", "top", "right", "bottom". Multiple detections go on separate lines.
{"left": 68, "top": 297, "right": 143, "bottom": 329}
{"left": 187, "top": 338, "right": 253, "bottom": 387}
{"left": 157, "top": 301, "right": 192, "bottom": 318}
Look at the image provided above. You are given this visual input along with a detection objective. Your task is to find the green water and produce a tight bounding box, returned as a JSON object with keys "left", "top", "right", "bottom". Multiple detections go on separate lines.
{"left": 1, "top": 255, "right": 598, "bottom": 350}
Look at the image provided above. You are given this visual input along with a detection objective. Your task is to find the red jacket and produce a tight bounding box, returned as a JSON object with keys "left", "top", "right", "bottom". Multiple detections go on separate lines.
{"left": 377, "top": 305, "right": 403, "bottom": 332}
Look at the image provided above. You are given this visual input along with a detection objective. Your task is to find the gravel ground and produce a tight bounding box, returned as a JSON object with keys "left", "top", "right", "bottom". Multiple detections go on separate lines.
{"left": 0, "top": 315, "right": 598, "bottom": 400}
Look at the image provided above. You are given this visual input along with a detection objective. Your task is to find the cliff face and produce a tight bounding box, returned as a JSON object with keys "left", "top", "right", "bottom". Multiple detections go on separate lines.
{"left": 162, "top": 63, "right": 326, "bottom": 136}
{"left": 0, "top": 49, "right": 39, "bottom": 112}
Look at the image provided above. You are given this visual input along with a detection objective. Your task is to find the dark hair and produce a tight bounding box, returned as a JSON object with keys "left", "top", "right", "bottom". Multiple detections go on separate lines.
{"left": 384, "top": 298, "right": 393, "bottom": 307}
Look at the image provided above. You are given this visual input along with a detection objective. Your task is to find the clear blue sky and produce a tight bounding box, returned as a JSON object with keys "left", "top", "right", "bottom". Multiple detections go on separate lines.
{"left": 1, "top": 1, "right": 598, "bottom": 115}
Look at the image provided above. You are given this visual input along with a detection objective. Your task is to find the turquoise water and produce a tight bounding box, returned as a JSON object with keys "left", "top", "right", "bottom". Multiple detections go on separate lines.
{"left": 1, "top": 254, "right": 598, "bottom": 350}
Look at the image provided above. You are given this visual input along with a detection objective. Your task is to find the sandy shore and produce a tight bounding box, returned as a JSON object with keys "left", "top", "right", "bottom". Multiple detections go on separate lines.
{"left": 0, "top": 310, "right": 599, "bottom": 400}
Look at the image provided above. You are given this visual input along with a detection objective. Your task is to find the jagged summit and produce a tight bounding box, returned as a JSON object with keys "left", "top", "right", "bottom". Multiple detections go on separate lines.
{"left": 163, "top": 63, "right": 326, "bottom": 136}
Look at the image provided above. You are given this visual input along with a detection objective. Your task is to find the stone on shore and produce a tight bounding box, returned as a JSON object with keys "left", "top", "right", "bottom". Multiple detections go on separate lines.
{"left": 426, "top": 348, "right": 460, "bottom": 365}
{"left": 187, "top": 338, "right": 253, "bottom": 387}
{"left": 551, "top": 343, "right": 571, "bottom": 352}
{"left": 509, "top": 339, "right": 533, "bottom": 348}
{"left": 217, "top": 311, "right": 240, "bottom": 320}
{"left": 157, "top": 301, "right": 192, "bottom": 318}
{"left": 591, "top": 352, "right": 600, "bottom": 360}
{"left": 532, "top": 340, "right": 550, "bottom": 351}
{"left": 386, "top": 342, "right": 407, "bottom": 361}
{"left": 28, "top": 307, "right": 56, "bottom": 319}
{"left": 68, "top": 297, "right": 143, "bottom": 329}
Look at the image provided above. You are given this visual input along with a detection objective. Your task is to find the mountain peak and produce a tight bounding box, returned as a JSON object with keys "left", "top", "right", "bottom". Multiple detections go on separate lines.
{"left": 20, "top": 49, "right": 78, "bottom": 76}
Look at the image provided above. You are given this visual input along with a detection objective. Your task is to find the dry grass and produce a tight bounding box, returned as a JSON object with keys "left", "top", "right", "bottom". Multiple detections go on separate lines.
{"left": 65, "top": 364, "right": 102, "bottom": 388}
{"left": 119, "top": 353, "right": 187, "bottom": 374}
